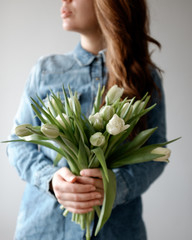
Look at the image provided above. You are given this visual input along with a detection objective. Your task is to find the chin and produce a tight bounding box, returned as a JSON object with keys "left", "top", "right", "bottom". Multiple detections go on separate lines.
{"left": 62, "top": 23, "right": 75, "bottom": 31}
{"left": 62, "top": 25, "right": 82, "bottom": 34}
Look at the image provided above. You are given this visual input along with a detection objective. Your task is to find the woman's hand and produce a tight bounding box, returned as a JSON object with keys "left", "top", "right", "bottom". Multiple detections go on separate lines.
{"left": 51, "top": 167, "right": 104, "bottom": 214}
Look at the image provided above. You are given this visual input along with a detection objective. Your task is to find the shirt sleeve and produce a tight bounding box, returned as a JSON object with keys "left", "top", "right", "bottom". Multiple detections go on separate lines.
{"left": 7, "top": 59, "right": 60, "bottom": 196}
{"left": 113, "top": 69, "right": 167, "bottom": 207}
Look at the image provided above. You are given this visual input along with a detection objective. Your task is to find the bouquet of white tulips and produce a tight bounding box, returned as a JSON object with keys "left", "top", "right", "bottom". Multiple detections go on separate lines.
{"left": 4, "top": 84, "right": 179, "bottom": 240}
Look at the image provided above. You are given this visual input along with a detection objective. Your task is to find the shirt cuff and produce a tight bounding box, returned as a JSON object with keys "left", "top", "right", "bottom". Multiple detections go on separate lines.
{"left": 34, "top": 163, "right": 60, "bottom": 199}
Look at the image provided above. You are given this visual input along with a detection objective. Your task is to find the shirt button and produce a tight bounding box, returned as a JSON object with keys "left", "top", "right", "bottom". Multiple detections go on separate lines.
{"left": 95, "top": 77, "right": 100, "bottom": 81}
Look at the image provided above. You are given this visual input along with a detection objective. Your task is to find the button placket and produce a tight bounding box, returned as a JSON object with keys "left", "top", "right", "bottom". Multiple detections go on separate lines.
{"left": 90, "top": 56, "right": 102, "bottom": 106}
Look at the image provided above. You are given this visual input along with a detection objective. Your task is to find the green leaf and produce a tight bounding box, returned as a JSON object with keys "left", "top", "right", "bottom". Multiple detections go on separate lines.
{"left": 5, "top": 138, "right": 66, "bottom": 156}
{"left": 21, "top": 134, "right": 49, "bottom": 141}
{"left": 62, "top": 85, "right": 73, "bottom": 116}
{"left": 88, "top": 154, "right": 99, "bottom": 168}
{"left": 104, "top": 123, "right": 136, "bottom": 160}
{"left": 109, "top": 137, "right": 181, "bottom": 168}
{"left": 36, "top": 94, "right": 49, "bottom": 111}
{"left": 91, "top": 148, "right": 109, "bottom": 182}
{"left": 92, "top": 84, "right": 105, "bottom": 114}
{"left": 128, "top": 103, "right": 156, "bottom": 124}
{"left": 131, "top": 93, "right": 150, "bottom": 117}
{"left": 47, "top": 94, "right": 57, "bottom": 117}
{"left": 6, "top": 137, "right": 80, "bottom": 174}
{"left": 55, "top": 138, "right": 78, "bottom": 165}
{"left": 25, "top": 126, "right": 44, "bottom": 136}
{"left": 95, "top": 169, "right": 116, "bottom": 236}
{"left": 111, "top": 127, "right": 158, "bottom": 159}
{"left": 50, "top": 94, "right": 77, "bottom": 144}
{"left": 60, "top": 135, "right": 78, "bottom": 157}
{"left": 31, "top": 104, "right": 47, "bottom": 124}
{"left": 53, "top": 152, "right": 63, "bottom": 166}
{"left": 109, "top": 151, "right": 164, "bottom": 168}
{"left": 115, "top": 97, "right": 128, "bottom": 116}
{"left": 131, "top": 137, "right": 181, "bottom": 153}
{"left": 78, "top": 138, "right": 88, "bottom": 169}
{"left": 50, "top": 91, "right": 65, "bottom": 114}
{"left": 82, "top": 114, "right": 95, "bottom": 136}
{"left": 31, "top": 97, "right": 55, "bottom": 124}
{"left": 74, "top": 117, "right": 88, "bottom": 145}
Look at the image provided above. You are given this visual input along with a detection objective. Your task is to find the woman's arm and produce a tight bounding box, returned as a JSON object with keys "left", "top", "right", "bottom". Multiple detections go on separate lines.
{"left": 7, "top": 59, "right": 60, "bottom": 195}
{"left": 113, "top": 69, "right": 167, "bottom": 206}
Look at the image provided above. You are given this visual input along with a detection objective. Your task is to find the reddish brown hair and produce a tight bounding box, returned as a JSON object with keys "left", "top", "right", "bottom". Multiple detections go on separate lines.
{"left": 94, "top": 0, "right": 161, "bottom": 100}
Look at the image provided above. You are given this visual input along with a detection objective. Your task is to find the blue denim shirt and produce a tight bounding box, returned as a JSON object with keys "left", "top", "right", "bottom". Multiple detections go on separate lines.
{"left": 7, "top": 42, "right": 167, "bottom": 240}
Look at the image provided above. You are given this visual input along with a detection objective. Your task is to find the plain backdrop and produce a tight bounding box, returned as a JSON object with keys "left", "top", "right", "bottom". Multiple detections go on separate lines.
{"left": 0, "top": 0, "right": 191, "bottom": 239}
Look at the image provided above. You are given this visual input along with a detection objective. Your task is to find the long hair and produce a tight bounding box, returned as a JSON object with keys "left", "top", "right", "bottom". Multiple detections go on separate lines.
{"left": 94, "top": 0, "right": 161, "bottom": 100}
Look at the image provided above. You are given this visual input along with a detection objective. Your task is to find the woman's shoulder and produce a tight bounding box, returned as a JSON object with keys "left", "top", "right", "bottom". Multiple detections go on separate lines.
{"left": 30, "top": 50, "right": 77, "bottom": 76}
{"left": 150, "top": 67, "right": 163, "bottom": 89}
{"left": 35, "top": 52, "right": 76, "bottom": 74}
{"left": 25, "top": 52, "right": 78, "bottom": 96}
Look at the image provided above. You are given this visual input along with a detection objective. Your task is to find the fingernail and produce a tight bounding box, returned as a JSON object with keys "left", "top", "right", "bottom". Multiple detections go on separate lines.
{"left": 80, "top": 170, "right": 85, "bottom": 175}
{"left": 69, "top": 176, "right": 76, "bottom": 182}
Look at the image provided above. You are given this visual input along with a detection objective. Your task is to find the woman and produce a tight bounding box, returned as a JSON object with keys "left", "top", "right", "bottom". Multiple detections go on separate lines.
{"left": 8, "top": 0, "right": 167, "bottom": 239}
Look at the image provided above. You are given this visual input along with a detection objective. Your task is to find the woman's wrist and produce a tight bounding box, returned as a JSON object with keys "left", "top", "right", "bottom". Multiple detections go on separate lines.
{"left": 49, "top": 179, "right": 55, "bottom": 196}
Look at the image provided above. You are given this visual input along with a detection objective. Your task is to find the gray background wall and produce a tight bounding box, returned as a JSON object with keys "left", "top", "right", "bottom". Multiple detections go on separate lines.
{"left": 0, "top": 0, "right": 191, "bottom": 239}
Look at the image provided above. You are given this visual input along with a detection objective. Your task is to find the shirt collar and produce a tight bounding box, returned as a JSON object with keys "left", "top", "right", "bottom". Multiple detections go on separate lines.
{"left": 73, "top": 42, "right": 106, "bottom": 66}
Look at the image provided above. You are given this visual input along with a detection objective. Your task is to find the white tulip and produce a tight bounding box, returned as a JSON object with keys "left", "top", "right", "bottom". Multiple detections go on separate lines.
{"left": 106, "top": 114, "right": 130, "bottom": 135}
{"left": 90, "top": 132, "right": 105, "bottom": 146}
{"left": 15, "top": 124, "right": 33, "bottom": 137}
{"left": 152, "top": 147, "right": 171, "bottom": 162}
{"left": 99, "top": 105, "right": 115, "bottom": 122}
{"left": 120, "top": 102, "right": 133, "bottom": 122}
{"left": 68, "top": 96, "right": 81, "bottom": 116}
{"left": 89, "top": 113, "right": 104, "bottom": 131}
{"left": 56, "top": 113, "right": 70, "bottom": 128}
{"left": 41, "top": 123, "right": 60, "bottom": 138}
{"left": 105, "top": 85, "right": 124, "bottom": 104}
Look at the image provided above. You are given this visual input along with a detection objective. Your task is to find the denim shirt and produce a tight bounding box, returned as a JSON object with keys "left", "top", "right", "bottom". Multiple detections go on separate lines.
{"left": 7, "top": 42, "right": 167, "bottom": 240}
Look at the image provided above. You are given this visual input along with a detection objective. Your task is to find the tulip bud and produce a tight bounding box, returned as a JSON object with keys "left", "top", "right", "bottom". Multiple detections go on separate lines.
{"left": 49, "top": 97, "right": 64, "bottom": 114}
{"left": 90, "top": 132, "right": 105, "bottom": 146}
{"left": 120, "top": 102, "right": 133, "bottom": 122}
{"left": 68, "top": 98, "right": 73, "bottom": 110}
{"left": 41, "top": 123, "right": 60, "bottom": 138}
{"left": 132, "top": 100, "right": 145, "bottom": 115}
{"left": 99, "top": 105, "right": 115, "bottom": 122}
{"left": 15, "top": 124, "right": 33, "bottom": 137}
{"left": 106, "top": 114, "right": 130, "bottom": 135}
{"left": 105, "top": 85, "right": 124, "bottom": 105}
{"left": 89, "top": 113, "right": 104, "bottom": 131}
{"left": 56, "top": 113, "right": 70, "bottom": 128}
{"left": 68, "top": 97, "right": 81, "bottom": 116}
{"left": 89, "top": 112, "right": 100, "bottom": 124}
{"left": 152, "top": 147, "right": 171, "bottom": 162}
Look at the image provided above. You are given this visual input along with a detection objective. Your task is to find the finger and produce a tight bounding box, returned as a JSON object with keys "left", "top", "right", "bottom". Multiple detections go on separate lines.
{"left": 76, "top": 176, "right": 103, "bottom": 190}
{"left": 55, "top": 181, "right": 96, "bottom": 194}
{"left": 58, "top": 191, "right": 102, "bottom": 202}
{"left": 80, "top": 169, "right": 102, "bottom": 179}
{"left": 59, "top": 167, "right": 76, "bottom": 183}
{"left": 95, "top": 188, "right": 104, "bottom": 197}
{"left": 62, "top": 199, "right": 102, "bottom": 210}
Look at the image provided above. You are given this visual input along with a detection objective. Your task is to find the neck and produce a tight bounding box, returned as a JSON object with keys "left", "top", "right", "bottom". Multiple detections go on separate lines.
{"left": 80, "top": 31, "right": 106, "bottom": 55}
